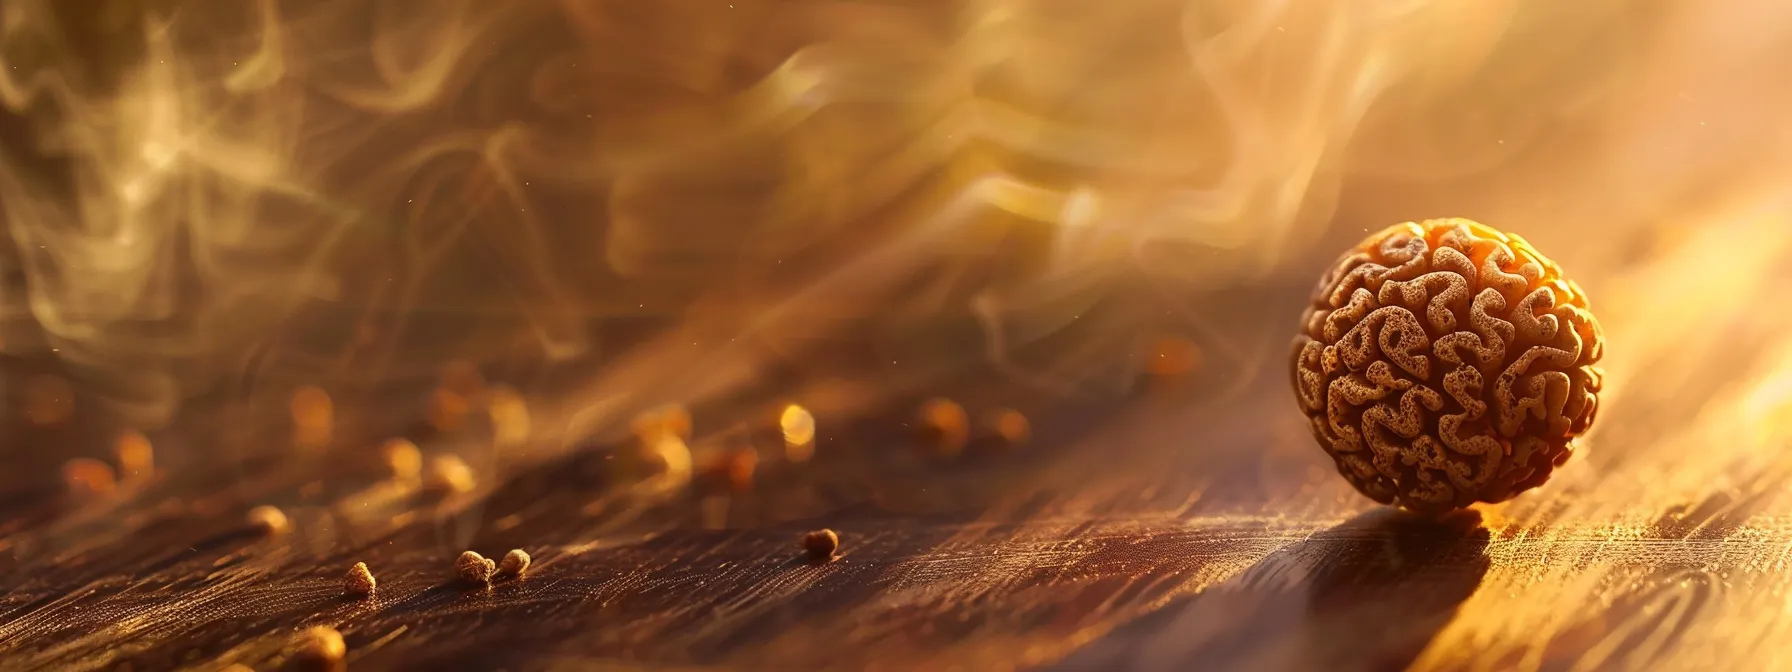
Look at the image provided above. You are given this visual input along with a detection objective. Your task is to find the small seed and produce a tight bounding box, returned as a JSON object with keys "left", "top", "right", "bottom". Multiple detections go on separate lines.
{"left": 246, "top": 505, "right": 289, "bottom": 536}
{"left": 291, "top": 625, "right": 345, "bottom": 670}
{"left": 455, "top": 550, "right": 495, "bottom": 584}
{"left": 343, "top": 562, "right": 376, "bottom": 597}
{"left": 802, "top": 529, "right": 839, "bottom": 560}
{"left": 496, "top": 549, "right": 531, "bottom": 578}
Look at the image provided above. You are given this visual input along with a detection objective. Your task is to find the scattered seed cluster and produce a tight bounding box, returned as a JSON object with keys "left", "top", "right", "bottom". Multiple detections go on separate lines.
{"left": 455, "top": 548, "right": 531, "bottom": 584}
{"left": 37, "top": 373, "right": 926, "bottom": 669}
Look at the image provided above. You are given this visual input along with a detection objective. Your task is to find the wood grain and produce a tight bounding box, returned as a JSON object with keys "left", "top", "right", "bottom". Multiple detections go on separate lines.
{"left": 4, "top": 319, "right": 1791, "bottom": 672}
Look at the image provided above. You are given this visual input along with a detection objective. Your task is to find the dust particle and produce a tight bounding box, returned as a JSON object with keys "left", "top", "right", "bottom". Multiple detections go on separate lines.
{"left": 496, "top": 548, "right": 531, "bottom": 578}
{"left": 455, "top": 550, "right": 495, "bottom": 584}
{"left": 802, "top": 528, "right": 839, "bottom": 560}
{"left": 344, "top": 562, "right": 376, "bottom": 597}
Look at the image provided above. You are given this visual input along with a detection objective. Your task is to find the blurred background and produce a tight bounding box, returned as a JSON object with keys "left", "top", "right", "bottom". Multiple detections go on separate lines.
{"left": 4, "top": 0, "right": 1792, "bottom": 670}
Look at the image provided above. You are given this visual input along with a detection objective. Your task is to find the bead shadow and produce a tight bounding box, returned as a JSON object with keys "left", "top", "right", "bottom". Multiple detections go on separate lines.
{"left": 1052, "top": 507, "right": 1492, "bottom": 671}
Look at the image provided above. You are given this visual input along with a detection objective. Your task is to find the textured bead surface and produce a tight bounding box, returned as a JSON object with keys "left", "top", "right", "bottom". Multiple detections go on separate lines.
{"left": 1291, "top": 219, "right": 1604, "bottom": 511}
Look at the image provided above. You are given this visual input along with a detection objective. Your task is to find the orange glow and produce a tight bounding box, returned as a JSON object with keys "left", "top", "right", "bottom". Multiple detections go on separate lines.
{"left": 245, "top": 505, "right": 289, "bottom": 536}
{"left": 1145, "top": 337, "right": 1202, "bottom": 379}
{"left": 438, "top": 360, "right": 485, "bottom": 397}
{"left": 113, "top": 430, "right": 155, "bottom": 480}
{"left": 61, "top": 458, "right": 116, "bottom": 496}
{"left": 721, "top": 448, "right": 758, "bottom": 493}
{"left": 381, "top": 438, "right": 423, "bottom": 481}
{"left": 425, "top": 454, "right": 476, "bottom": 494}
{"left": 632, "top": 405, "right": 694, "bottom": 445}
{"left": 920, "top": 398, "right": 970, "bottom": 456}
{"left": 289, "top": 386, "right": 333, "bottom": 449}
{"left": 779, "top": 404, "right": 817, "bottom": 462}
{"left": 488, "top": 386, "right": 532, "bottom": 449}
{"left": 991, "top": 409, "right": 1031, "bottom": 448}
{"left": 428, "top": 388, "right": 472, "bottom": 432}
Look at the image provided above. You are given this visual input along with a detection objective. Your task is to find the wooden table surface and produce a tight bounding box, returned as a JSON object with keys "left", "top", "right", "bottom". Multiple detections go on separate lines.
{"left": 4, "top": 3, "right": 1792, "bottom": 670}
{"left": 4, "top": 288, "right": 1791, "bottom": 672}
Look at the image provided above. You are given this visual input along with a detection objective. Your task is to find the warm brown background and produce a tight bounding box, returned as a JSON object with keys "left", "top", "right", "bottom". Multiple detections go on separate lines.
{"left": 3, "top": 1, "right": 1792, "bottom": 670}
